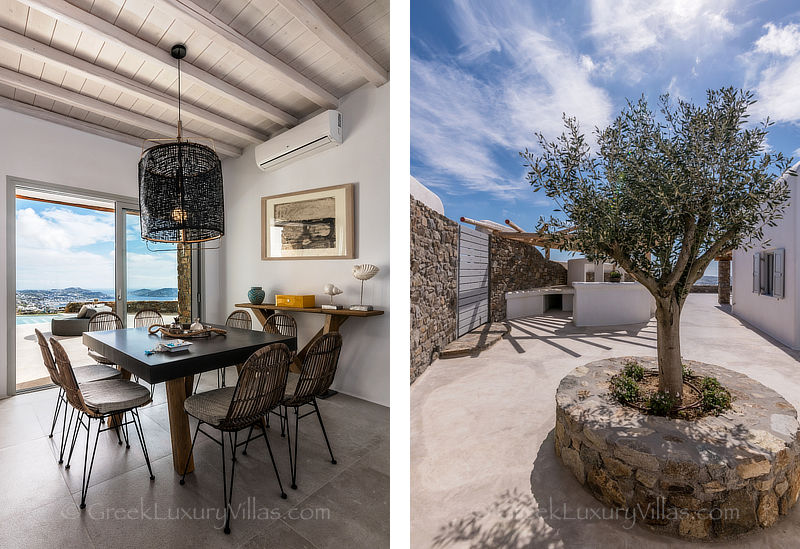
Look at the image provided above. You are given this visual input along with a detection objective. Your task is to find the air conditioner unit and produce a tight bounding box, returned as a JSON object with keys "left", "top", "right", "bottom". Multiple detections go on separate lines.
{"left": 255, "top": 110, "right": 343, "bottom": 171}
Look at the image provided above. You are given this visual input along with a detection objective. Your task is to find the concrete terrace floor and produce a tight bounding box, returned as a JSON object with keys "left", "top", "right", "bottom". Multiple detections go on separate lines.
{"left": 411, "top": 294, "right": 800, "bottom": 548}
{"left": 0, "top": 367, "right": 388, "bottom": 548}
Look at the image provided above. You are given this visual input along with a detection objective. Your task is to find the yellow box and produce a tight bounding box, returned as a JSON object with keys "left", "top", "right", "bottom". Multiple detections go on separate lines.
{"left": 275, "top": 294, "right": 316, "bottom": 308}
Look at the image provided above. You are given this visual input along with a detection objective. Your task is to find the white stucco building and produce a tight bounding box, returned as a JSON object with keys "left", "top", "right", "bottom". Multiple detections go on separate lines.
{"left": 732, "top": 162, "right": 800, "bottom": 348}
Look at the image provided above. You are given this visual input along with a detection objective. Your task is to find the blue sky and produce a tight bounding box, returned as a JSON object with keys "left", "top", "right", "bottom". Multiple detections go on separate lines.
{"left": 411, "top": 0, "right": 800, "bottom": 269}
{"left": 16, "top": 198, "right": 177, "bottom": 291}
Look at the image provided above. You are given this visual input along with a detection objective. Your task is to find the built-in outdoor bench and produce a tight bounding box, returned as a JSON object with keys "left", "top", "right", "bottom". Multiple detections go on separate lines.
{"left": 505, "top": 285, "right": 574, "bottom": 319}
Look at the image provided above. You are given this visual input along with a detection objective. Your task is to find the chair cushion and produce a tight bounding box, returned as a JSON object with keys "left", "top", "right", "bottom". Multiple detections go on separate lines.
{"left": 81, "top": 379, "right": 151, "bottom": 414}
{"left": 284, "top": 372, "right": 300, "bottom": 398}
{"left": 88, "top": 349, "right": 116, "bottom": 365}
{"left": 74, "top": 363, "right": 121, "bottom": 384}
{"left": 184, "top": 387, "right": 236, "bottom": 426}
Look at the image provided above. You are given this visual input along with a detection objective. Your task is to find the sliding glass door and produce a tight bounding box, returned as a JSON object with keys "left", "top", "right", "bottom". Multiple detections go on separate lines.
{"left": 118, "top": 206, "right": 182, "bottom": 327}
{"left": 13, "top": 183, "right": 201, "bottom": 392}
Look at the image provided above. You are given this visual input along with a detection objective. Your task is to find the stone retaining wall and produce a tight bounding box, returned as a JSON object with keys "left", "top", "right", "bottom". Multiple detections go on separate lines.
{"left": 555, "top": 357, "right": 800, "bottom": 540}
{"left": 489, "top": 236, "right": 566, "bottom": 322}
{"left": 410, "top": 196, "right": 459, "bottom": 382}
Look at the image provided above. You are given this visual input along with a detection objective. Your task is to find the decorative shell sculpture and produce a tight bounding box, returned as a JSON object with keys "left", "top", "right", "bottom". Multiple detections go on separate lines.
{"left": 352, "top": 264, "right": 379, "bottom": 281}
{"left": 323, "top": 283, "right": 343, "bottom": 296}
{"left": 323, "top": 283, "right": 342, "bottom": 305}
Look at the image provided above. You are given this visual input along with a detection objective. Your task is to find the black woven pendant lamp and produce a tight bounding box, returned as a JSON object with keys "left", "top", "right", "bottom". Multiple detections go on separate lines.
{"left": 138, "top": 44, "right": 224, "bottom": 244}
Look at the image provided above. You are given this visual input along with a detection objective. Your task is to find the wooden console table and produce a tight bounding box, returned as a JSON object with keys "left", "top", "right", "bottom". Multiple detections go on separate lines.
{"left": 235, "top": 303, "right": 384, "bottom": 372}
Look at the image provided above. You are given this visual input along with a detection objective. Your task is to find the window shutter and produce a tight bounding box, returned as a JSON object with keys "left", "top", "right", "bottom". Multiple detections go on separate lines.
{"left": 753, "top": 253, "right": 760, "bottom": 293}
{"left": 774, "top": 248, "right": 785, "bottom": 299}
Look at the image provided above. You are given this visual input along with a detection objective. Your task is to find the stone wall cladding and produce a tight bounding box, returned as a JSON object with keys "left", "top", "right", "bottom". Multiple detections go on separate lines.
{"left": 410, "top": 196, "right": 459, "bottom": 382}
{"left": 718, "top": 258, "right": 731, "bottom": 304}
{"left": 489, "top": 236, "right": 567, "bottom": 321}
{"left": 555, "top": 357, "right": 800, "bottom": 541}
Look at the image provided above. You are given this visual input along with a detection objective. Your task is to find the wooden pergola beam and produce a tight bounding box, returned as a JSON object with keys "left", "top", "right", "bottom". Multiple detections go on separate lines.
{"left": 504, "top": 219, "right": 525, "bottom": 232}
{"left": 0, "top": 66, "right": 241, "bottom": 158}
{"left": 0, "top": 26, "right": 267, "bottom": 145}
{"left": 18, "top": 0, "right": 298, "bottom": 126}
{"left": 156, "top": 0, "right": 338, "bottom": 108}
{"left": 275, "top": 0, "right": 388, "bottom": 85}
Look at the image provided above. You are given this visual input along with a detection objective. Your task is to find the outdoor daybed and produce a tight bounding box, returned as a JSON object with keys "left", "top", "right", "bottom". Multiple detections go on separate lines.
{"left": 51, "top": 305, "right": 112, "bottom": 336}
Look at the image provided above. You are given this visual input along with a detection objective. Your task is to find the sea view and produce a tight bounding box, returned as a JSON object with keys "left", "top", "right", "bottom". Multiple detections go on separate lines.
{"left": 16, "top": 287, "right": 179, "bottom": 316}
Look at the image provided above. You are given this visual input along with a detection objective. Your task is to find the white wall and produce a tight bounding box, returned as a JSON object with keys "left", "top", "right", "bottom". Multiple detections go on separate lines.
{"left": 208, "top": 83, "right": 390, "bottom": 406}
{"left": 0, "top": 108, "right": 141, "bottom": 396}
{"left": 732, "top": 164, "right": 800, "bottom": 349}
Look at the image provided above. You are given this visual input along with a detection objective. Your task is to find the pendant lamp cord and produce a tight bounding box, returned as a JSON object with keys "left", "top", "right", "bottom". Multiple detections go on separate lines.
{"left": 177, "top": 54, "right": 182, "bottom": 139}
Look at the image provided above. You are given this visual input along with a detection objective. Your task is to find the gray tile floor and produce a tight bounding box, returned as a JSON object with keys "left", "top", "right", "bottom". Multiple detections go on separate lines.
{"left": 0, "top": 368, "right": 389, "bottom": 549}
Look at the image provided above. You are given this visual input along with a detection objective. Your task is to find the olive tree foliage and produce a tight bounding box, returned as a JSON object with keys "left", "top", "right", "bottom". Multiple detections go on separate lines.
{"left": 522, "top": 88, "right": 793, "bottom": 398}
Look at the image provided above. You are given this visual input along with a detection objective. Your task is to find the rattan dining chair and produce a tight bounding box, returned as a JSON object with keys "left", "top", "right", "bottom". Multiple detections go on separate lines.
{"left": 262, "top": 312, "right": 297, "bottom": 339}
{"left": 133, "top": 309, "right": 163, "bottom": 328}
{"left": 195, "top": 310, "right": 253, "bottom": 392}
{"left": 133, "top": 310, "right": 164, "bottom": 394}
{"left": 50, "top": 338, "right": 154, "bottom": 509}
{"left": 34, "top": 329, "right": 121, "bottom": 464}
{"left": 248, "top": 332, "right": 342, "bottom": 490}
{"left": 179, "top": 342, "right": 291, "bottom": 534}
{"left": 86, "top": 311, "right": 124, "bottom": 366}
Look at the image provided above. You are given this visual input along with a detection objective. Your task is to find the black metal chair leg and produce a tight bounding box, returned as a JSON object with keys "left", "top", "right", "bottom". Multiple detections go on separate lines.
{"left": 65, "top": 412, "right": 83, "bottom": 469}
{"left": 226, "top": 431, "right": 238, "bottom": 533}
{"left": 262, "top": 419, "right": 287, "bottom": 499}
{"left": 80, "top": 417, "right": 102, "bottom": 509}
{"left": 180, "top": 421, "right": 202, "bottom": 485}
{"left": 286, "top": 406, "right": 299, "bottom": 490}
{"left": 49, "top": 388, "right": 63, "bottom": 438}
{"left": 312, "top": 399, "right": 337, "bottom": 465}
{"left": 194, "top": 372, "right": 202, "bottom": 393}
{"left": 221, "top": 367, "right": 226, "bottom": 388}
{"left": 59, "top": 405, "right": 74, "bottom": 464}
{"left": 121, "top": 412, "right": 131, "bottom": 449}
{"left": 130, "top": 409, "right": 155, "bottom": 480}
{"left": 242, "top": 424, "right": 255, "bottom": 455}
{"left": 221, "top": 429, "right": 230, "bottom": 534}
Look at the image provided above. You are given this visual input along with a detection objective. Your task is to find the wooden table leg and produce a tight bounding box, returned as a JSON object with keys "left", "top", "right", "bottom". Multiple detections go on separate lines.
{"left": 291, "top": 314, "right": 349, "bottom": 373}
{"left": 166, "top": 377, "right": 194, "bottom": 474}
{"left": 108, "top": 366, "right": 132, "bottom": 428}
{"left": 250, "top": 308, "right": 270, "bottom": 328}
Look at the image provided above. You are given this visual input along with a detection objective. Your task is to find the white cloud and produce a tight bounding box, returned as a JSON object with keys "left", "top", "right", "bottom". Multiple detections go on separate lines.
{"left": 127, "top": 252, "right": 178, "bottom": 289}
{"left": 17, "top": 247, "right": 115, "bottom": 289}
{"left": 755, "top": 23, "right": 800, "bottom": 57}
{"left": 588, "top": 0, "right": 736, "bottom": 56}
{"left": 411, "top": 0, "right": 613, "bottom": 198}
{"left": 16, "top": 207, "right": 114, "bottom": 250}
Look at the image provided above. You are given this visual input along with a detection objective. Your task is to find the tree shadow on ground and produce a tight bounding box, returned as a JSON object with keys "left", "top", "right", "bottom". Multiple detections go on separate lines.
{"left": 431, "top": 429, "right": 671, "bottom": 549}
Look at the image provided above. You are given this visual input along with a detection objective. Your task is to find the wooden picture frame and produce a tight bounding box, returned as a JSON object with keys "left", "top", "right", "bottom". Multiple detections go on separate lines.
{"left": 261, "top": 183, "right": 355, "bottom": 260}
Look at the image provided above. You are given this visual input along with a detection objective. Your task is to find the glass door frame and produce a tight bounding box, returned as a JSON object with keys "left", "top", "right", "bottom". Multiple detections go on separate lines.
{"left": 116, "top": 203, "right": 203, "bottom": 328}
{"left": 5, "top": 177, "right": 204, "bottom": 395}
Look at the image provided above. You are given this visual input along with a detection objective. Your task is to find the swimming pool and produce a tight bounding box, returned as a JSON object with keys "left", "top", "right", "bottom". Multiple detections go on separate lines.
{"left": 15, "top": 315, "right": 57, "bottom": 325}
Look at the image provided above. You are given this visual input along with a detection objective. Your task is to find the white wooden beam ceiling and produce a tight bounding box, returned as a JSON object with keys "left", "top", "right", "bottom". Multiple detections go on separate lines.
{"left": 0, "top": 0, "right": 389, "bottom": 156}
{"left": 275, "top": 0, "right": 387, "bottom": 85}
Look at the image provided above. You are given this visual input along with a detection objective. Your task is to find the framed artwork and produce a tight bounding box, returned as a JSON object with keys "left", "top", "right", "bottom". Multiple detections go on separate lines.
{"left": 261, "top": 183, "right": 355, "bottom": 260}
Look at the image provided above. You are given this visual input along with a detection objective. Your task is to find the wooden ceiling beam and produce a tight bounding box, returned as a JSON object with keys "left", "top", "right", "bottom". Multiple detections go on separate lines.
{"left": 275, "top": 0, "right": 388, "bottom": 85}
{"left": 0, "top": 26, "right": 267, "bottom": 145}
{"left": 0, "top": 95, "right": 144, "bottom": 149}
{"left": 17, "top": 0, "right": 298, "bottom": 126}
{"left": 0, "top": 66, "right": 241, "bottom": 158}
{"left": 155, "top": 0, "right": 339, "bottom": 108}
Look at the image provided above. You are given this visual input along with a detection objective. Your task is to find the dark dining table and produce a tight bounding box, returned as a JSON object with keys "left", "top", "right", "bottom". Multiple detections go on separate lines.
{"left": 83, "top": 324, "right": 296, "bottom": 474}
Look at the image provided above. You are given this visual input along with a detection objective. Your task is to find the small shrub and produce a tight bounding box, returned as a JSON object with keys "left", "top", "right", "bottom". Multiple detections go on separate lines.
{"left": 611, "top": 375, "right": 640, "bottom": 404}
{"left": 700, "top": 376, "right": 731, "bottom": 414}
{"left": 682, "top": 363, "right": 695, "bottom": 378}
{"left": 622, "top": 360, "right": 644, "bottom": 381}
{"left": 647, "top": 391, "right": 677, "bottom": 416}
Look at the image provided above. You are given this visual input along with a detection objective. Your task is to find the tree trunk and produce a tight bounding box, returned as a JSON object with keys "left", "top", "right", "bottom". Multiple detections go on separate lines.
{"left": 655, "top": 296, "right": 683, "bottom": 399}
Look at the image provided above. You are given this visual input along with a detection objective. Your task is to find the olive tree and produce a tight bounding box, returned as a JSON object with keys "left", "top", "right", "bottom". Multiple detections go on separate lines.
{"left": 522, "top": 88, "right": 793, "bottom": 398}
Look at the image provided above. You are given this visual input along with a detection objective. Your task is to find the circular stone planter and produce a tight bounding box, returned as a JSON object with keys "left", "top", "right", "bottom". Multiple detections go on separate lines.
{"left": 555, "top": 357, "right": 800, "bottom": 541}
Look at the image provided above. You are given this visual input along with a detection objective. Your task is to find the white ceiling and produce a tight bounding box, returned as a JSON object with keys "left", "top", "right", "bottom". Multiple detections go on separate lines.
{"left": 0, "top": 0, "right": 390, "bottom": 157}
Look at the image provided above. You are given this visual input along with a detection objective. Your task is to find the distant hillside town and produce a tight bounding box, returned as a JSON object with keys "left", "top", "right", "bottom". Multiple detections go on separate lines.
{"left": 16, "top": 287, "right": 177, "bottom": 314}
